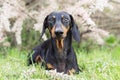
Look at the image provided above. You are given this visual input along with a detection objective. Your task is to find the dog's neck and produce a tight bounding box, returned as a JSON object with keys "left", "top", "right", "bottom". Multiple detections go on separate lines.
{"left": 51, "top": 31, "right": 72, "bottom": 54}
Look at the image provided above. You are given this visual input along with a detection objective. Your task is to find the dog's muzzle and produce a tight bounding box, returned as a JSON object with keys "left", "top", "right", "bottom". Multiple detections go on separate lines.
{"left": 54, "top": 27, "right": 64, "bottom": 39}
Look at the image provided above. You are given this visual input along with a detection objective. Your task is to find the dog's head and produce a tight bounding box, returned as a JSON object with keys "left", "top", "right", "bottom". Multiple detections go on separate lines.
{"left": 40, "top": 11, "right": 80, "bottom": 41}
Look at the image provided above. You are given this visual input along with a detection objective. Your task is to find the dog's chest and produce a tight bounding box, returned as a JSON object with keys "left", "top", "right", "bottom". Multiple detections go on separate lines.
{"left": 46, "top": 49, "right": 68, "bottom": 72}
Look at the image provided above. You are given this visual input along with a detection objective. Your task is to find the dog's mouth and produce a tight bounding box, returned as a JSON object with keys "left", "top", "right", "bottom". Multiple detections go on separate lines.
{"left": 55, "top": 35, "right": 65, "bottom": 40}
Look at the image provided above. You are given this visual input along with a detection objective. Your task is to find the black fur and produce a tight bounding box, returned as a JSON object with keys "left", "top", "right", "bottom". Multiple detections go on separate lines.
{"left": 28, "top": 11, "right": 80, "bottom": 74}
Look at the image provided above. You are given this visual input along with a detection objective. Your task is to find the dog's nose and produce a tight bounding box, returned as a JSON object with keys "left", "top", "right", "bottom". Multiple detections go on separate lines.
{"left": 55, "top": 28, "right": 63, "bottom": 36}
{"left": 55, "top": 31, "right": 63, "bottom": 36}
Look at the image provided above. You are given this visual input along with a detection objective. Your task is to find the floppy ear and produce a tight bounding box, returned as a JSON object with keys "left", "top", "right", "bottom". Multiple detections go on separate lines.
{"left": 40, "top": 15, "right": 48, "bottom": 39}
{"left": 70, "top": 15, "right": 80, "bottom": 42}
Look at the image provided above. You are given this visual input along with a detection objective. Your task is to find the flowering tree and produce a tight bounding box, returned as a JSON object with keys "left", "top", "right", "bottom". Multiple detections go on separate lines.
{"left": 0, "top": 0, "right": 27, "bottom": 46}
{"left": 0, "top": 0, "right": 113, "bottom": 47}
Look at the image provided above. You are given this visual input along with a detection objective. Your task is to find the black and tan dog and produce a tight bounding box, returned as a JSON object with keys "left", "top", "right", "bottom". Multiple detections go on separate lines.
{"left": 28, "top": 11, "right": 80, "bottom": 74}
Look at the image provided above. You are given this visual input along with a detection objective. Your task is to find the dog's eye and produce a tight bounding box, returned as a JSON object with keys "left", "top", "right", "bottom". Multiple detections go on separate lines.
{"left": 48, "top": 18, "right": 55, "bottom": 23}
{"left": 62, "top": 18, "right": 69, "bottom": 23}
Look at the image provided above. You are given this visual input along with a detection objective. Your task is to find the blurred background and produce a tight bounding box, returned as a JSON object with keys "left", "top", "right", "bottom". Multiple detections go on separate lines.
{"left": 0, "top": 0, "right": 120, "bottom": 79}
{"left": 0, "top": 0, "right": 120, "bottom": 50}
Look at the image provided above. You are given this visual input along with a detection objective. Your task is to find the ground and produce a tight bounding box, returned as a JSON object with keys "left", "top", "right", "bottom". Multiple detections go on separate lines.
{"left": 0, "top": 45, "right": 120, "bottom": 80}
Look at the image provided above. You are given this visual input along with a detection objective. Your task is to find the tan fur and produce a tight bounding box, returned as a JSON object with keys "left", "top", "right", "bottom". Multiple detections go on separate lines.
{"left": 35, "top": 55, "right": 41, "bottom": 63}
{"left": 56, "top": 39, "right": 64, "bottom": 52}
{"left": 62, "top": 25, "right": 70, "bottom": 38}
{"left": 47, "top": 63, "right": 54, "bottom": 69}
{"left": 51, "top": 26, "right": 55, "bottom": 38}
{"left": 68, "top": 68, "right": 76, "bottom": 75}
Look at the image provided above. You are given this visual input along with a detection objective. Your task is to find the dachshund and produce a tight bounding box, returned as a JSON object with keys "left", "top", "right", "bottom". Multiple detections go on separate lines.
{"left": 28, "top": 11, "right": 81, "bottom": 75}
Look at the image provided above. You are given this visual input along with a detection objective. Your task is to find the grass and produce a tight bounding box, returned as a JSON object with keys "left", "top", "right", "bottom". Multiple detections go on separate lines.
{"left": 0, "top": 45, "right": 120, "bottom": 80}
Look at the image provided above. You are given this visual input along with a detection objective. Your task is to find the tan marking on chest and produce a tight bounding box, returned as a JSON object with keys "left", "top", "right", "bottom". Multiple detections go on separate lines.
{"left": 56, "top": 39, "right": 64, "bottom": 52}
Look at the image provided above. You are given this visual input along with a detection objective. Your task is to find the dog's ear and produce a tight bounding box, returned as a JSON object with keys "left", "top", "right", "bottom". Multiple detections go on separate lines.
{"left": 40, "top": 15, "right": 48, "bottom": 39}
{"left": 70, "top": 15, "right": 80, "bottom": 42}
